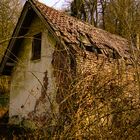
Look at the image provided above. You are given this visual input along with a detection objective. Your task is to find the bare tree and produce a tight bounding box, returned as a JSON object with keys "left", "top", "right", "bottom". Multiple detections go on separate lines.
{"left": 68, "top": 0, "right": 140, "bottom": 45}
{"left": 0, "top": 0, "right": 22, "bottom": 62}
{"left": 0, "top": 0, "right": 22, "bottom": 41}
{"left": 104, "top": 0, "right": 140, "bottom": 42}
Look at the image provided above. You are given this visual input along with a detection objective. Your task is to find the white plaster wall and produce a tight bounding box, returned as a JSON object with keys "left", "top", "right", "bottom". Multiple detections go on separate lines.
{"left": 9, "top": 16, "right": 57, "bottom": 118}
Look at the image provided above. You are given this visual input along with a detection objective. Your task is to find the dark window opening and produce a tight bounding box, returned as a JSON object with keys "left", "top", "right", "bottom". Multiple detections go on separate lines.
{"left": 70, "top": 54, "right": 76, "bottom": 71}
{"left": 85, "top": 45, "right": 102, "bottom": 54}
{"left": 32, "top": 33, "right": 42, "bottom": 60}
{"left": 112, "top": 49, "right": 121, "bottom": 59}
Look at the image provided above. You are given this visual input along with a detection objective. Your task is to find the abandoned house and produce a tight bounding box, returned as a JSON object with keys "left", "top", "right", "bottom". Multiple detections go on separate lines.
{"left": 0, "top": 0, "right": 133, "bottom": 128}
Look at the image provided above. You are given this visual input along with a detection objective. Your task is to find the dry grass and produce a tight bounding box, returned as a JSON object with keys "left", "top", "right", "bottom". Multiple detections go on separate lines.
{"left": 0, "top": 42, "right": 140, "bottom": 140}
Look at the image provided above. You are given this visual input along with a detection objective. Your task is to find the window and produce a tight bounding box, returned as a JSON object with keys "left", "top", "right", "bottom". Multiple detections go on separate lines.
{"left": 32, "top": 33, "right": 42, "bottom": 60}
{"left": 85, "top": 45, "right": 102, "bottom": 54}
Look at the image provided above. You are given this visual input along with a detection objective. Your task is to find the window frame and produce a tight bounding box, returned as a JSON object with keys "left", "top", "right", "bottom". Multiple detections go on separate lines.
{"left": 31, "top": 32, "right": 42, "bottom": 60}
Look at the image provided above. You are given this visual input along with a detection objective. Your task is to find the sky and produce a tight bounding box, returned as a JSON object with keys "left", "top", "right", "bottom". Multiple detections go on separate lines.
{"left": 38, "top": 0, "right": 67, "bottom": 9}
{"left": 21, "top": 0, "right": 70, "bottom": 9}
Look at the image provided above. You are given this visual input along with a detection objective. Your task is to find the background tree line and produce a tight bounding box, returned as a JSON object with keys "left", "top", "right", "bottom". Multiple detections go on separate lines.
{"left": 68, "top": 0, "right": 140, "bottom": 47}
{"left": 0, "top": 0, "right": 20, "bottom": 40}
{"left": 0, "top": 0, "right": 22, "bottom": 61}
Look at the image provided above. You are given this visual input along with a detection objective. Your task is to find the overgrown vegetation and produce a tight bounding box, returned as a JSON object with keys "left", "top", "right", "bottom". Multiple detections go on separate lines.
{"left": 0, "top": 0, "right": 140, "bottom": 139}
{"left": 1, "top": 42, "right": 140, "bottom": 139}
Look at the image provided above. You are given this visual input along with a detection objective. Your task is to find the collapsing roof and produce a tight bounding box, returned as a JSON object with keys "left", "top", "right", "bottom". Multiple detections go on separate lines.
{"left": 0, "top": 0, "right": 131, "bottom": 75}
{"left": 34, "top": 0, "right": 130, "bottom": 58}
